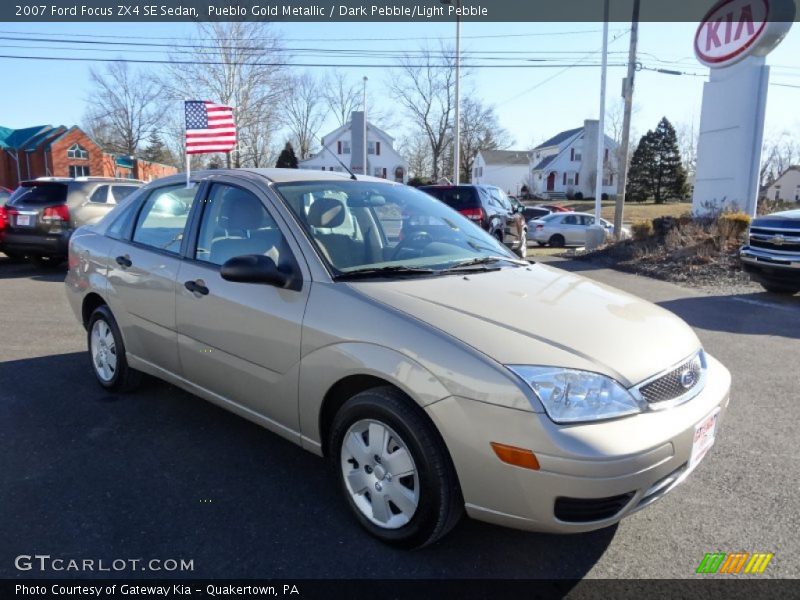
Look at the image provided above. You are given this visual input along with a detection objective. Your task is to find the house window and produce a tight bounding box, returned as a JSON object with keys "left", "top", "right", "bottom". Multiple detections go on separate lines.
{"left": 69, "top": 165, "right": 90, "bottom": 177}
{"left": 367, "top": 141, "right": 381, "bottom": 155}
{"left": 342, "top": 140, "right": 351, "bottom": 154}
{"left": 570, "top": 148, "right": 574, "bottom": 161}
{"left": 574, "top": 150, "right": 582, "bottom": 161}
{"left": 563, "top": 173, "right": 567, "bottom": 185}
{"left": 575, "top": 173, "right": 579, "bottom": 186}
{"left": 604, "top": 148, "right": 609, "bottom": 162}
{"left": 67, "top": 143, "right": 89, "bottom": 160}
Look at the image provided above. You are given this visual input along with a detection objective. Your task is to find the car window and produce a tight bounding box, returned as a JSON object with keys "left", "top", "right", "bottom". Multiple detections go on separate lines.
{"left": 89, "top": 185, "right": 110, "bottom": 204}
{"left": 132, "top": 185, "right": 197, "bottom": 254}
{"left": 8, "top": 183, "right": 68, "bottom": 205}
{"left": 420, "top": 187, "right": 479, "bottom": 209}
{"left": 194, "top": 184, "right": 289, "bottom": 268}
{"left": 580, "top": 215, "right": 595, "bottom": 226}
{"left": 492, "top": 189, "right": 512, "bottom": 211}
{"left": 563, "top": 215, "right": 579, "bottom": 225}
{"left": 111, "top": 185, "right": 138, "bottom": 203}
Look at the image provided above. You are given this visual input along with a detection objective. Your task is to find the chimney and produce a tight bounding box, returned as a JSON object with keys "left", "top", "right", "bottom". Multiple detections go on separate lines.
{"left": 579, "top": 119, "right": 599, "bottom": 196}
{"left": 350, "top": 111, "right": 366, "bottom": 174}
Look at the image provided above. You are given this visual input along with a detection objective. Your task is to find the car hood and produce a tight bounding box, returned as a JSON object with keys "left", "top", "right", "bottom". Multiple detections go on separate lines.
{"left": 349, "top": 263, "right": 700, "bottom": 387}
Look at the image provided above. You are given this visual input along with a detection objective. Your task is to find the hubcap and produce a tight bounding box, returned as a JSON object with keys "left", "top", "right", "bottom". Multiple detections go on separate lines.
{"left": 90, "top": 319, "right": 117, "bottom": 383}
{"left": 340, "top": 419, "right": 420, "bottom": 529}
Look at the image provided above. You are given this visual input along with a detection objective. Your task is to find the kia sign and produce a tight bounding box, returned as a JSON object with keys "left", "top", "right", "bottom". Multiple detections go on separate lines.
{"left": 694, "top": 0, "right": 795, "bottom": 68}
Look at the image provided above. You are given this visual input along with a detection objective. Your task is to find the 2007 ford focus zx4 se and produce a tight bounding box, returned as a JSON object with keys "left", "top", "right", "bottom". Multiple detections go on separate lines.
{"left": 65, "top": 168, "right": 730, "bottom": 548}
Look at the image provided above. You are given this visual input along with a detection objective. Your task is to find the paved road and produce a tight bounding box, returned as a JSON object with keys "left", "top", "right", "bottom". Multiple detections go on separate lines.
{"left": 1, "top": 254, "right": 798, "bottom": 579}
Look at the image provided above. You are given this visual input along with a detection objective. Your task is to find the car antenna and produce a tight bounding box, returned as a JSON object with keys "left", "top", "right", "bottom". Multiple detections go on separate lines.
{"left": 317, "top": 136, "right": 358, "bottom": 181}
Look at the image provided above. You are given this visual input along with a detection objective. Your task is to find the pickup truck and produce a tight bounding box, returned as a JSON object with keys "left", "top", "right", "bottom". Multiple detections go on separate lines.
{"left": 740, "top": 209, "right": 800, "bottom": 294}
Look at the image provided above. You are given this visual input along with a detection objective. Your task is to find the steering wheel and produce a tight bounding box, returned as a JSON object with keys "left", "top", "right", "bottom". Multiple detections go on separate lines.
{"left": 391, "top": 230, "right": 433, "bottom": 260}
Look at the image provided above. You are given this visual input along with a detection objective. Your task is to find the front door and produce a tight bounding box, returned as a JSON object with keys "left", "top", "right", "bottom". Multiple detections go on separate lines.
{"left": 175, "top": 181, "right": 310, "bottom": 433}
{"left": 107, "top": 183, "right": 200, "bottom": 375}
{"left": 546, "top": 172, "right": 556, "bottom": 192}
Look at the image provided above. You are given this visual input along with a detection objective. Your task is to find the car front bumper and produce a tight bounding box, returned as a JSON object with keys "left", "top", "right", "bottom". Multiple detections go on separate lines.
{"left": 2, "top": 230, "right": 71, "bottom": 257}
{"left": 740, "top": 246, "right": 800, "bottom": 284}
{"left": 425, "top": 353, "right": 731, "bottom": 533}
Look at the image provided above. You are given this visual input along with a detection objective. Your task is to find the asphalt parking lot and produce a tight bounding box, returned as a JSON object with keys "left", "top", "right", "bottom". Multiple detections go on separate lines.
{"left": 1, "top": 253, "right": 799, "bottom": 580}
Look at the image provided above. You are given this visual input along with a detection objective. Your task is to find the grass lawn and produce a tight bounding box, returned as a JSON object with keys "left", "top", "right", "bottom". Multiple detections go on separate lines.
{"left": 525, "top": 199, "right": 694, "bottom": 223}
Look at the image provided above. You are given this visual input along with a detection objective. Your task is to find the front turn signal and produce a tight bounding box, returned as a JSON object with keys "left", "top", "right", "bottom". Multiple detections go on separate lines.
{"left": 490, "top": 442, "right": 540, "bottom": 470}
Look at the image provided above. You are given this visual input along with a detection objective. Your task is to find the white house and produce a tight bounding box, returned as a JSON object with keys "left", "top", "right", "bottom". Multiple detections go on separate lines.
{"left": 528, "top": 119, "right": 618, "bottom": 199}
{"left": 299, "top": 111, "right": 408, "bottom": 183}
{"left": 472, "top": 150, "right": 530, "bottom": 195}
{"left": 764, "top": 166, "right": 800, "bottom": 202}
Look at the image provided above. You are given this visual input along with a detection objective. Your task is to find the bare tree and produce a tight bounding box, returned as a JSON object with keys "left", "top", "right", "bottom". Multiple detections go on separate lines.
{"left": 605, "top": 99, "right": 639, "bottom": 183}
{"left": 280, "top": 72, "right": 326, "bottom": 159}
{"left": 238, "top": 119, "right": 279, "bottom": 168}
{"left": 163, "top": 22, "right": 287, "bottom": 168}
{"left": 397, "top": 132, "right": 434, "bottom": 182}
{"left": 760, "top": 130, "right": 800, "bottom": 187}
{"left": 675, "top": 121, "right": 698, "bottom": 180}
{"left": 389, "top": 44, "right": 458, "bottom": 181}
{"left": 84, "top": 62, "right": 164, "bottom": 156}
{"left": 323, "top": 71, "right": 362, "bottom": 127}
{"left": 458, "top": 97, "right": 513, "bottom": 183}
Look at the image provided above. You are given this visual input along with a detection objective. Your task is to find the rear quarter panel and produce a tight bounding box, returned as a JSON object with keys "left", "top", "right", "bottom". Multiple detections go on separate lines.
{"left": 65, "top": 227, "right": 114, "bottom": 326}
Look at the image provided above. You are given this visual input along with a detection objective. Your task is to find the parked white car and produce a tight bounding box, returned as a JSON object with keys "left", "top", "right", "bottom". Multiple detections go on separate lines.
{"left": 530, "top": 212, "right": 631, "bottom": 247}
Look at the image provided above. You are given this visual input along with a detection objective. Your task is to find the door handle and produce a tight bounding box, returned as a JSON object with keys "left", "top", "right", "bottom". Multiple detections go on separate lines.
{"left": 184, "top": 279, "right": 209, "bottom": 296}
{"left": 115, "top": 255, "right": 132, "bottom": 268}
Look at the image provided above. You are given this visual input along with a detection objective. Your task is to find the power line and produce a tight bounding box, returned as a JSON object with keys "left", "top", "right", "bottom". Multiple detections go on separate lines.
{"left": 0, "top": 53, "right": 628, "bottom": 69}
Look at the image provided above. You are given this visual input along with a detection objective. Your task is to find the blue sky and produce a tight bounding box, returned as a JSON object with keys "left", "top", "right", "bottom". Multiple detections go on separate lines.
{"left": 0, "top": 20, "right": 798, "bottom": 149}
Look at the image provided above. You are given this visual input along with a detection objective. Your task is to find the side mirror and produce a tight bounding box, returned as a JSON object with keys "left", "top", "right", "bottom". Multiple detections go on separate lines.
{"left": 220, "top": 254, "right": 292, "bottom": 288}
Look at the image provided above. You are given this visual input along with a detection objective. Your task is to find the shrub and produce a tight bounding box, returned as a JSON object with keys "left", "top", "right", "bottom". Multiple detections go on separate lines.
{"left": 631, "top": 220, "right": 653, "bottom": 241}
{"left": 717, "top": 211, "right": 751, "bottom": 241}
{"left": 601, "top": 193, "right": 609, "bottom": 200}
{"left": 574, "top": 191, "right": 584, "bottom": 200}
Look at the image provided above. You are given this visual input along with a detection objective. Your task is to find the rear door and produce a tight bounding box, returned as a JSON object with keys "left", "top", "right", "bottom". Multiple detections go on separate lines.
{"left": 175, "top": 180, "right": 310, "bottom": 432}
{"left": 71, "top": 184, "right": 114, "bottom": 226}
{"left": 106, "top": 183, "right": 200, "bottom": 375}
{"left": 561, "top": 213, "right": 583, "bottom": 244}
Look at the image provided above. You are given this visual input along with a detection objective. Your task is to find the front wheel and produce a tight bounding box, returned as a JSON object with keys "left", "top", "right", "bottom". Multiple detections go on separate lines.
{"left": 87, "top": 305, "right": 142, "bottom": 392}
{"left": 329, "top": 387, "right": 463, "bottom": 549}
{"left": 549, "top": 234, "right": 565, "bottom": 248}
{"left": 760, "top": 281, "right": 800, "bottom": 295}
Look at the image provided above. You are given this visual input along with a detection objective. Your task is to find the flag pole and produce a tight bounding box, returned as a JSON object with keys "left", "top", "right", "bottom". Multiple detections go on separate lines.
{"left": 184, "top": 99, "right": 191, "bottom": 188}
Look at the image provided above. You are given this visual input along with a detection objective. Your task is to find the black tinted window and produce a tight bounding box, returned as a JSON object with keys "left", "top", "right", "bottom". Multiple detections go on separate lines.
{"left": 89, "top": 185, "right": 110, "bottom": 204}
{"left": 420, "top": 187, "right": 479, "bottom": 209}
{"left": 8, "top": 183, "right": 67, "bottom": 205}
{"left": 112, "top": 186, "right": 138, "bottom": 202}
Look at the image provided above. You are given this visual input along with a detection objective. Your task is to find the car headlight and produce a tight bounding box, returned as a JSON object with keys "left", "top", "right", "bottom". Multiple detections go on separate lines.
{"left": 506, "top": 366, "right": 644, "bottom": 424}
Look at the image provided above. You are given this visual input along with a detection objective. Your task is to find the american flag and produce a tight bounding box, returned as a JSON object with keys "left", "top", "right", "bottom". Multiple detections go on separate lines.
{"left": 184, "top": 100, "right": 236, "bottom": 154}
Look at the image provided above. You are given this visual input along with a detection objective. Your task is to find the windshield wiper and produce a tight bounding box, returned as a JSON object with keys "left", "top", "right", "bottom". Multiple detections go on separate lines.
{"left": 440, "top": 256, "right": 528, "bottom": 273}
{"left": 335, "top": 265, "right": 436, "bottom": 280}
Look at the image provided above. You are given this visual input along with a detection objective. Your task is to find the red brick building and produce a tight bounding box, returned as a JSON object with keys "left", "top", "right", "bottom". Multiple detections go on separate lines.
{"left": 0, "top": 124, "right": 177, "bottom": 190}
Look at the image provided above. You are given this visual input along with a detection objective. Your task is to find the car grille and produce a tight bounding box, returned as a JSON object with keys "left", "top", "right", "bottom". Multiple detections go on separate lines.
{"left": 638, "top": 353, "right": 703, "bottom": 404}
{"left": 749, "top": 227, "right": 800, "bottom": 254}
{"left": 554, "top": 492, "right": 635, "bottom": 523}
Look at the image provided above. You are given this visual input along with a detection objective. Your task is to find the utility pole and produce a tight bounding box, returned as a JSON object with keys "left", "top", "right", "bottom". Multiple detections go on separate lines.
{"left": 614, "top": 0, "right": 640, "bottom": 239}
{"left": 363, "top": 76, "right": 368, "bottom": 177}
{"left": 593, "top": 0, "right": 609, "bottom": 227}
{"left": 453, "top": 0, "right": 461, "bottom": 184}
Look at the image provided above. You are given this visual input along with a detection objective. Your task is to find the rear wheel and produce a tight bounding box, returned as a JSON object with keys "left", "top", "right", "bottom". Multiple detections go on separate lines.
{"left": 549, "top": 234, "right": 566, "bottom": 248}
{"left": 760, "top": 281, "right": 800, "bottom": 295}
{"left": 30, "top": 254, "right": 65, "bottom": 268}
{"left": 329, "top": 386, "right": 463, "bottom": 549}
{"left": 516, "top": 229, "right": 528, "bottom": 259}
{"left": 87, "top": 305, "right": 142, "bottom": 392}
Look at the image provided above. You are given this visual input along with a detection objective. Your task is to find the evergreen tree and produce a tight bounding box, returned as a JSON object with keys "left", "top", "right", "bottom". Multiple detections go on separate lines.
{"left": 275, "top": 142, "right": 299, "bottom": 169}
{"left": 626, "top": 117, "right": 687, "bottom": 204}
{"left": 141, "top": 132, "right": 173, "bottom": 165}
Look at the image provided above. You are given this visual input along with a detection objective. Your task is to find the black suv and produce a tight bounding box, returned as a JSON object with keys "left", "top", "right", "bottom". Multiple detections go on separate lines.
{"left": 3, "top": 177, "right": 142, "bottom": 265}
{"left": 419, "top": 184, "right": 528, "bottom": 258}
{"left": 740, "top": 209, "right": 800, "bottom": 295}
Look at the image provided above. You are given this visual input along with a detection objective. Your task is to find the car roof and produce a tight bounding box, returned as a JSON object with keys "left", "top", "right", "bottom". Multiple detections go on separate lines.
{"left": 148, "top": 168, "right": 397, "bottom": 187}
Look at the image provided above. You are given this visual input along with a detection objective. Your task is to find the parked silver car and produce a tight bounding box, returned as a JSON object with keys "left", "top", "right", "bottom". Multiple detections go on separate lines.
{"left": 530, "top": 212, "right": 631, "bottom": 247}
{"left": 65, "top": 169, "right": 730, "bottom": 548}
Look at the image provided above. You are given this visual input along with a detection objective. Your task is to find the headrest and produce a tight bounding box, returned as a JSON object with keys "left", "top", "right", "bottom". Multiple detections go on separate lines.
{"left": 307, "top": 196, "right": 346, "bottom": 228}
{"left": 221, "top": 192, "right": 265, "bottom": 230}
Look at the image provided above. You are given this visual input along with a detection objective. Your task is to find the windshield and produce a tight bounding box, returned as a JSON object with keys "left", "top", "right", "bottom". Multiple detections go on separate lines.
{"left": 8, "top": 183, "right": 68, "bottom": 205}
{"left": 274, "top": 180, "right": 519, "bottom": 276}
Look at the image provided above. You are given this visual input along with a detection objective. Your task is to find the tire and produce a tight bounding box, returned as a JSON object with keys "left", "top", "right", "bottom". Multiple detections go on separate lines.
{"left": 516, "top": 229, "right": 528, "bottom": 259}
{"left": 549, "top": 234, "right": 566, "bottom": 248}
{"left": 87, "top": 305, "right": 142, "bottom": 392}
{"left": 536, "top": 242, "right": 546, "bottom": 247}
{"left": 329, "top": 386, "right": 463, "bottom": 549}
{"left": 760, "top": 281, "right": 800, "bottom": 295}
{"left": 30, "top": 254, "right": 66, "bottom": 268}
